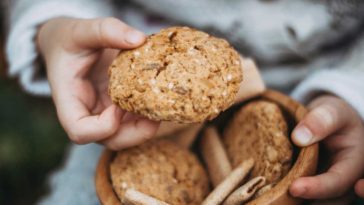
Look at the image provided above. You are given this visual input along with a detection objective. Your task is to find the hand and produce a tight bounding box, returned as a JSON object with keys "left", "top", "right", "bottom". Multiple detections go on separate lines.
{"left": 37, "top": 17, "right": 160, "bottom": 150}
{"left": 289, "top": 95, "right": 364, "bottom": 204}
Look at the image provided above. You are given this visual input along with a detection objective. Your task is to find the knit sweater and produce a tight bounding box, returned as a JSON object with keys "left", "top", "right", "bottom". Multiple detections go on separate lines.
{"left": 4, "top": 0, "right": 364, "bottom": 204}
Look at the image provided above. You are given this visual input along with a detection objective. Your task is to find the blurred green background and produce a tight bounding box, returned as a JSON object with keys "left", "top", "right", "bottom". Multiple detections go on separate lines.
{"left": 0, "top": 19, "right": 69, "bottom": 205}
{"left": 0, "top": 77, "right": 68, "bottom": 205}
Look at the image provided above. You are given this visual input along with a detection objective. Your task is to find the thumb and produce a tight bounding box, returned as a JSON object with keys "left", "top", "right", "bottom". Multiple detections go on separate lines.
{"left": 292, "top": 96, "right": 350, "bottom": 147}
{"left": 70, "top": 17, "right": 146, "bottom": 50}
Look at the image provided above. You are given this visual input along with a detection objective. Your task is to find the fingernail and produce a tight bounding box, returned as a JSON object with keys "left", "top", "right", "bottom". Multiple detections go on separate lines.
{"left": 125, "top": 30, "right": 145, "bottom": 45}
{"left": 294, "top": 126, "right": 312, "bottom": 146}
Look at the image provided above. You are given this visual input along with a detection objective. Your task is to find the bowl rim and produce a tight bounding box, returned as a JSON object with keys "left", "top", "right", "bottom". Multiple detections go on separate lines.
{"left": 95, "top": 89, "right": 319, "bottom": 205}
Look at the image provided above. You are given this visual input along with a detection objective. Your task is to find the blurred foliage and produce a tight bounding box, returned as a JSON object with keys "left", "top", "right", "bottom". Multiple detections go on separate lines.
{"left": 0, "top": 69, "right": 69, "bottom": 204}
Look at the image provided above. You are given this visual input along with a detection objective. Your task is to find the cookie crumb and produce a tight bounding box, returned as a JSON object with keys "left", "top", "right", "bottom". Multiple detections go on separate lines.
{"left": 152, "top": 87, "right": 160, "bottom": 94}
{"left": 150, "top": 79, "right": 157, "bottom": 85}
{"left": 134, "top": 51, "right": 141, "bottom": 57}
{"left": 226, "top": 74, "right": 232, "bottom": 82}
{"left": 121, "top": 182, "right": 128, "bottom": 189}
{"left": 167, "top": 83, "right": 174, "bottom": 90}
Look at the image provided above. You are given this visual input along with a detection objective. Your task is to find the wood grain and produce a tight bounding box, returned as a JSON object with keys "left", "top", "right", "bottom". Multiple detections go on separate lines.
{"left": 246, "top": 90, "right": 319, "bottom": 205}
{"left": 95, "top": 150, "right": 122, "bottom": 205}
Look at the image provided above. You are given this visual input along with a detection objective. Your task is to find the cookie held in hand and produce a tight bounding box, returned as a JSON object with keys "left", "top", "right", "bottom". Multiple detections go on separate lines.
{"left": 110, "top": 140, "right": 209, "bottom": 205}
{"left": 108, "top": 26, "right": 243, "bottom": 123}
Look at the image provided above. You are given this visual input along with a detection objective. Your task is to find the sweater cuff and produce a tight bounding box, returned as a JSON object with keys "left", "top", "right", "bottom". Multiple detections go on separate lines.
{"left": 292, "top": 70, "right": 364, "bottom": 120}
{"left": 6, "top": 1, "right": 112, "bottom": 96}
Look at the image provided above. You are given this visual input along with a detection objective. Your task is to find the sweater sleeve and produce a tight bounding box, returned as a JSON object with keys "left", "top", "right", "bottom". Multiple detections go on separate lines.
{"left": 6, "top": 0, "right": 113, "bottom": 96}
{"left": 292, "top": 70, "right": 364, "bottom": 119}
{"left": 292, "top": 36, "right": 364, "bottom": 120}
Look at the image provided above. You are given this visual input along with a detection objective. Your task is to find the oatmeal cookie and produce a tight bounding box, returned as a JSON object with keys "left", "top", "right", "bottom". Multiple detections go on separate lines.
{"left": 108, "top": 26, "right": 242, "bottom": 123}
{"left": 223, "top": 100, "right": 293, "bottom": 184}
{"left": 110, "top": 140, "right": 209, "bottom": 205}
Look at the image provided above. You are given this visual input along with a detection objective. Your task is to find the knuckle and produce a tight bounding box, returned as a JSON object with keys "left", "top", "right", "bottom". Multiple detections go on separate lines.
{"left": 95, "top": 19, "right": 109, "bottom": 47}
{"left": 70, "top": 20, "right": 80, "bottom": 36}
{"left": 102, "top": 17, "right": 120, "bottom": 25}
{"left": 97, "top": 17, "right": 126, "bottom": 45}
{"left": 67, "top": 129, "right": 86, "bottom": 145}
{"left": 60, "top": 120, "right": 82, "bottom": 144}
{"left": 307, "top": 105, "right": 337, "bottom": 133}
{"left": 68, "top": 133, "right": 83, "bottom": 144}
{"left": 140, "top": 132, "right": 155, "bottom": 144}
{"left": 103, "top": 123, "right": 118, "bottom": 136}
{"left": 109, "top": 116, "right": 120, "bottom": 129}
{"left": 63, "top": 20, "right": 82, "bottom": 51}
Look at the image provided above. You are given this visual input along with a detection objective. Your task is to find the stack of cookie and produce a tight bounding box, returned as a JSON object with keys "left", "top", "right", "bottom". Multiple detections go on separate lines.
{"left": 106, "top": 27, "right": 294, "bottom": 205}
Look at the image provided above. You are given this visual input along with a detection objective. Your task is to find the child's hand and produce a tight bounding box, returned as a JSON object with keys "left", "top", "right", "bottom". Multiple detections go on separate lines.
{"left": 289, "top": 95, "right": 364, "bottom": 203}
{"left": 37, "top": 17, "right": 160, "bottom": 150}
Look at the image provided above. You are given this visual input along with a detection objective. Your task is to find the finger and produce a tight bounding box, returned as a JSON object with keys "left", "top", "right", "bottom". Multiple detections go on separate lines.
{"left": 70, "top": 17, "right": 146, "bottom": 51}
{"left": 122, "top": 112, "right": 145, "bottom": 121}
{"left": 65, "top": 104, "right": 123, "bottom": 144}
{"left": 101, "top": 118, "right": 160, "bottom": 150}
{"left": 56, "top": 83, "right": 124, "bottom": 144}
{"left": 292, "top": 98, "right": 350, "bottom": 146}
{"left": 290, "top": 149, "right": 361, "bottom": 199}
{"left": 355, "top": 179, "right": 364, "bottom": 198}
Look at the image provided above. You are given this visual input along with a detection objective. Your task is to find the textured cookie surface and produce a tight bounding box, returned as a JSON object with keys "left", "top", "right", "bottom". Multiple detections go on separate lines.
{"left": 223, "top": 100, "right": 293, "bottom": 184}
{"left": 109, "top": 26, "right": 242, "bottom": 123}
{"left": 110, "top": 140, "right": 209, "bottom": 205}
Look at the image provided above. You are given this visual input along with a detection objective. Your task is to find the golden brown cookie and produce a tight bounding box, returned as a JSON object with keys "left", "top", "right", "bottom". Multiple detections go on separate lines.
{"left": 110, "top": 140, "right": 210, "bottom": 205}
{"left": 108, "top": 26, "right": 242, "bottom": 123}
{"left": 223, "top": 100, "right": 293, "bottom": 184}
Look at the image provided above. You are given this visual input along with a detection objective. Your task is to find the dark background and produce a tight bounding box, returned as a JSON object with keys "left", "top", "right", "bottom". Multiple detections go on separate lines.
{"left": 0, "top": 15, "right": 69, "bottom": 205}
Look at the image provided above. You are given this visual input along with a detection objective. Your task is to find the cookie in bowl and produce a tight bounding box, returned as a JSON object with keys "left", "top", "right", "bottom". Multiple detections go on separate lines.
{"left": 108, "top": 26, "right": 243, "bottom": 123}
{"left": 110, "top": 139, "right": 210, "bottom": 205}
{"left": 223, "top": 100, "right": 293, "bottom": 184}
{"left": 96, "top": 90, "right": 319, "bottom": 205}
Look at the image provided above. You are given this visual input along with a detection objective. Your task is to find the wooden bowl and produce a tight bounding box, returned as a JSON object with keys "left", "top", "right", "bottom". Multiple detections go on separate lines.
{"left": 95, "top": 90, "right": 319, "bottom": 205}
